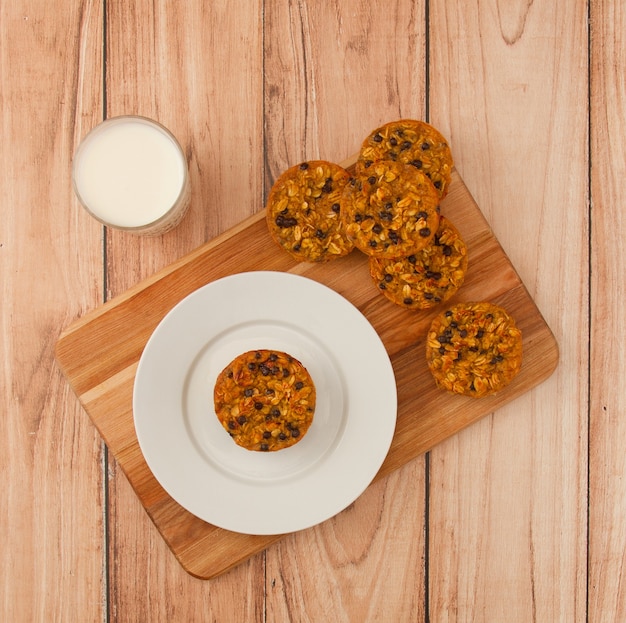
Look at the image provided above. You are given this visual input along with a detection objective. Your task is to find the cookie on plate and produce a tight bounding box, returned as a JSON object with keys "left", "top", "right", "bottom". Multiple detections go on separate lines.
{"left": 369, "top": 216, "right": 468, "bottom": 309}
{"left": 342, "top": 160, "right": 440, "bottom": 258}
{"left": 356, "top": 119, "right": 454, "bottom": 199}
{"left": 425, "top": 302, "right": 523, "bottom": 397}
{"left": 214, "top": 349, "right": 316, "bottom": 451}
{"left": 266, "top": 160, "right": 353, "bottom": 262}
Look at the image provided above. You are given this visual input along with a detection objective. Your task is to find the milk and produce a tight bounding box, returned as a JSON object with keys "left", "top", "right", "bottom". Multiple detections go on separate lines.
{"left": 73, "top": 116, "right": 190, "bottom": 234}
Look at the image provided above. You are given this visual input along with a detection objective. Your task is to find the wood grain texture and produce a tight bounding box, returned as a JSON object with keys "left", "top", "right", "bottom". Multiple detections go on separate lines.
{"left": 102, "top": 0, "right": 265, "bottom": 619}
{"left": 266, "top": 471, "right": 427, "bottom": 622}
{"left": 589, "top": 0, "right": 626, "bottom": 620}
{"left": 428, "top": 0, "right": 589, "bottom": 620}
{"left": 263, "top": 3, "right": 431, "bottom": 616}
{"left": 0, "top": 1, "right": 105, "bottom": 621}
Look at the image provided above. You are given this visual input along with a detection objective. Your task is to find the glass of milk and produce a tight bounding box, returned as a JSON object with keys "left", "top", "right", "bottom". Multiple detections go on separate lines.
{"left": 72, "top": 116, "right": 191, "bottom": 235}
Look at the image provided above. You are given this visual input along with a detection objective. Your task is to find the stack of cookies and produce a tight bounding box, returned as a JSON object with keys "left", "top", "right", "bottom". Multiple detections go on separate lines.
{"left": 346, "top": 119, "right": 466, "bottom": 310}
{"left": 266, "top": 119, "right": 467, "bottom": 310}
{"left": 265, "top": 119, "right": 522, "bottom": 398}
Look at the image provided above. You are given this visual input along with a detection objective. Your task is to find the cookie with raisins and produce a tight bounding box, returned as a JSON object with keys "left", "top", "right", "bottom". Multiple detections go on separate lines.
{"left": 342, "top": 160, "right": 440, "bottom": 258}
{"left": 425, "top": 302, "right": 523, "bottom": 397}
{"left": 369, "top": 216, "right": 468, "bottom": 309}
{"left": 356, "top": 119, "right": 453, "bottom": 199}
{"left": 266, "top": 160, "right": 353, "bottom": 262}
{"left": 214, "top": 350, "right": 316, "bottom": 451}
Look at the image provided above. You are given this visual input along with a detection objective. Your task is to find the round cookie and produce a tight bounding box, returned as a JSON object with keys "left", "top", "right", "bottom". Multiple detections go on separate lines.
{"left": 369, "top": 216, "right": 468, "bottom": 309}
{"left": 342, "top": 160, "right": 440, "bottom": 258}
{"left": 266, "top": 160, "right": 353, "bottom": 262}
{"left": 425, "top": 302, "right": 523, "bottom": 397}
{"left": 356, "top": 119, "right": 454, "bottom": 199}
{"left": 214, "top": 349, "right": 316, "bottom": 451}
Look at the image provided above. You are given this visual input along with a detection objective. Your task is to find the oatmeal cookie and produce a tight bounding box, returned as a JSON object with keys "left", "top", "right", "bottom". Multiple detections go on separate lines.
{"left": 266, "top": 160, "right": 353, "bottom": 262}
{"left": 342, "top": 160, "right": 440, "bottom": 258}
{"left": 425, "top": 302, "right": 523, "bottom": 397}
{"left": 356, "top": 119, "right": 453, "bottom": 199}
{"left": 369, "top": 216, "right": 468, "bottom": 309}
{"left": 214, "top": 350, "right": 316, "bottom": 451}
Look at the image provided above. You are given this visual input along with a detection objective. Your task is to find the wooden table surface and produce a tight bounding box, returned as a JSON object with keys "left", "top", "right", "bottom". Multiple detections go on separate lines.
{"left": 1, "top": 1, "right": 623, "bottom": 621}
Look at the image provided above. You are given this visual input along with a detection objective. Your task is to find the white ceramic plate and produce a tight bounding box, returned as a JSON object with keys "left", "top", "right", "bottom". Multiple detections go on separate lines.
{"left": 133, "top": 271, "right": 397, "bottom": 535}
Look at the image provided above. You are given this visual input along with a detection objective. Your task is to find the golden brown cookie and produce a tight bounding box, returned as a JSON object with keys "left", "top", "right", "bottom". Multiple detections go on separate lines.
{"left": 214, "top": 350, "right": 316, "bottom": 451}
{"left": 356, "top": 119, "right": 454, "bottom": 199}
{"left": 425, "top": 302, "right": 523, "bottom": 397}
{"left": 342, "top": 160, "right": 440, "bottom": 258}
{"left": 266, "top": 160, "right": 353, "bottom": 262}
{"left": 369, "top": 216, "right": 468, "bottom": 309}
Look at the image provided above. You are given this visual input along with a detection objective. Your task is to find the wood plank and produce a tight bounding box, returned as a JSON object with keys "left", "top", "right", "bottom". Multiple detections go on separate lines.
{"left": 589, "top": 0, "right": 626, "bottom": 620}
{"left": 102, "top": 0, "right": 265, "bottom": 617}
{"left": 266, "top": 471, "right": 427, "bottom": 621}
{"left": 0, "top": 1, "right": 105, "bottom": 621}
{"left": 56, "top": 159, "right": 558, "bottom": 580}
{"left": 428, "top": 0, "right": 588, "bottom": 619}
{"left": 262, "top": 1, "right": 431, "bottom": 612}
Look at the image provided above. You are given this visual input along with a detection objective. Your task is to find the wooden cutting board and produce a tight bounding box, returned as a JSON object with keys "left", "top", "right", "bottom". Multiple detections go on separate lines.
{"left": 55, "top": 155, "right": 559, "bottom": 579}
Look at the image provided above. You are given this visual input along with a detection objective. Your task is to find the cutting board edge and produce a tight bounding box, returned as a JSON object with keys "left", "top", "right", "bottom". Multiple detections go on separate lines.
{"left": 55, "top": 210, "right": 268, "bottom": 348}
